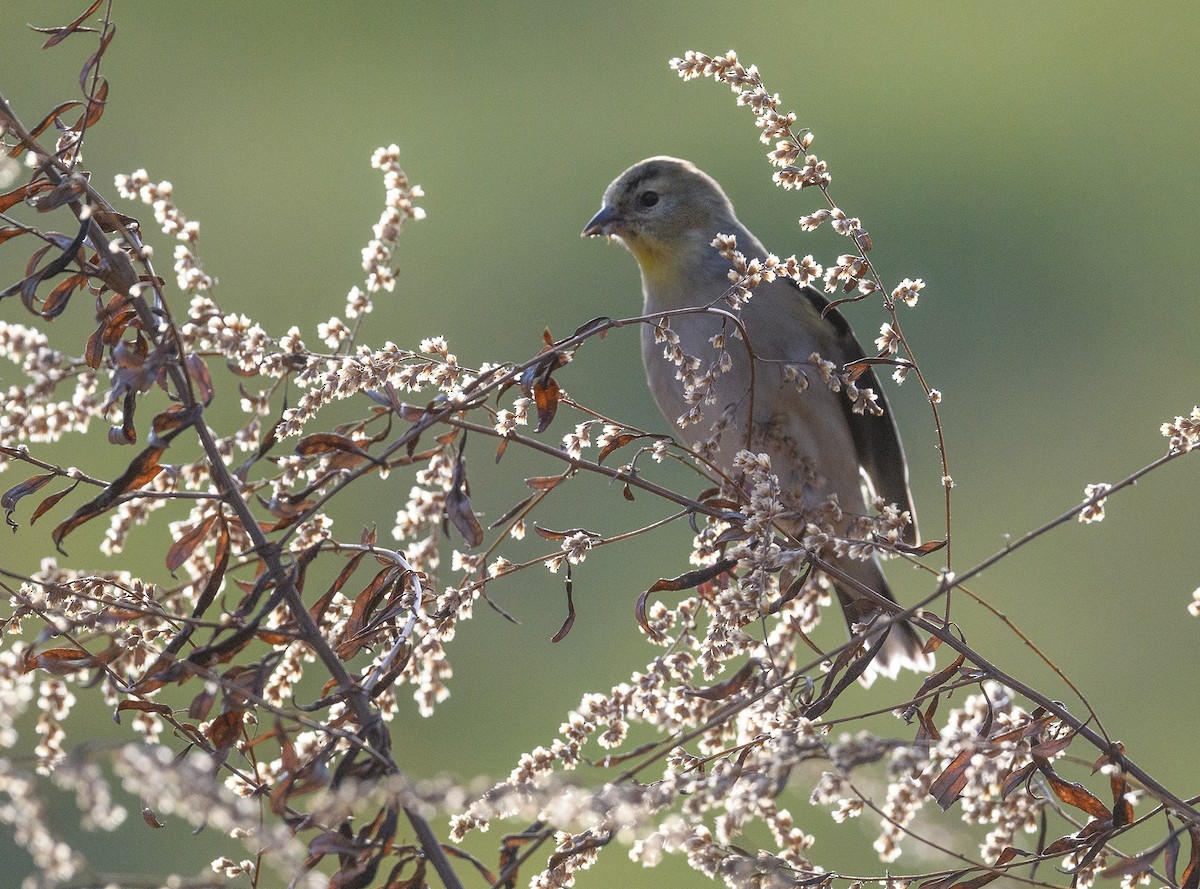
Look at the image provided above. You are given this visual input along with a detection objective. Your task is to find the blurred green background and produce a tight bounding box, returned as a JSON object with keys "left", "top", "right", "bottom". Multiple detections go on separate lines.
{"left": 2, "top": 1, "right": 1198, "bottom": 885}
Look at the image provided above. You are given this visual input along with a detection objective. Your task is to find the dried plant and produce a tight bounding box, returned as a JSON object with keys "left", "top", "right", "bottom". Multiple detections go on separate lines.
{"left": 0, "top": 8, "right": 1198, "bottom": 889}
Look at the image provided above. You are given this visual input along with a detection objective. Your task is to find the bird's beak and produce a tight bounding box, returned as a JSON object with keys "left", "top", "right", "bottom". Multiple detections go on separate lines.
{"left": 582, "top": 204, "right": 619, "bottom": 237}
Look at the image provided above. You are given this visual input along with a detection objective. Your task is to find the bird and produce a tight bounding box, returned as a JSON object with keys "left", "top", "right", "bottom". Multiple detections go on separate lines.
{"left": 582, "top": 156, "right": 932, "bottom": 684}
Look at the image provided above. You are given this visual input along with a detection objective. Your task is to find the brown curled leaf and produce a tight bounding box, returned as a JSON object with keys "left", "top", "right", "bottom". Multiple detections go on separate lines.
{"left": 1038, "top": 762, "right": 1111, "bottom": 820}
{"left": 597, "top": 431, "right": 640, "bottom": 463}
{"left": 647, "top": 558, "right": 738, "bottom": 594}
{"left": 35, "top": 0, "right": 103, "bottom": 47}
{"left": 3, "top": 472, "right": 56, "bottom": 529}
{"left": 929, "top": 748, "right": 973, "bottom": 811}
{"left": 51, "top": 445, "right": 164, "bottom": 552}
{"left": 30, "top": 480, "right": 80, "bottom": 525}
{"left": 165, "top": 512, "right": 218, "bottom": 573}
{"left": 551, "top": 564, "right": 575, "bottom": 643}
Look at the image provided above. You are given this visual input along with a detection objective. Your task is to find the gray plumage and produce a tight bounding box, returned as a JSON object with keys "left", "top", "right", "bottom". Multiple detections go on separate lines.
{"left": 583, "top": 156, "right": 932, "bottom": 683}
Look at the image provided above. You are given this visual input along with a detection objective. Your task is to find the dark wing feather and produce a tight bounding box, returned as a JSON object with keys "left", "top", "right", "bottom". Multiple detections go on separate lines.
{"left": 794, "top": 282, "right": 919, "bottom": 544}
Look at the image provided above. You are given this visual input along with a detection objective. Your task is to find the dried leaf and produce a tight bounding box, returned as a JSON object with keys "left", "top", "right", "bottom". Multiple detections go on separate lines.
{"left": 531, "top": 374, "right": 559, "bottom": 433}
{"left": 551, "top": 564, "right": 575, "bottom": 643}
{"left": 689, "top": 658, "right": 759, "bottom": 700}
{"left": 571, "top": 315, "right": 613, "bottom": 340}
{"left": 115, "top": 700, "right": 172, "bottom": 721}
{"left": 1039, "top": 763, "right": 1111, "bottom": 820}
{"left": 165, "top": 513, "right": 218, "bottom": 572}
{"left": 30, "top": 481, "right": 80, "bottom": 525}
{"left": 3, "top": 472, "right": 56, "bottom": 529}
{"left": 895, "top": 537, "right": 948, "bottom": 556}
{"left": 1030, "top": 731, "right": 1075, "bottom": 759}
{"left": 488, "top": 496, "right": 534, "bottom": 529}
{"left": 36, "top": 0, "right": 103, "bottom": 47}
{"left": 929, "top": 748, "right": 974, "bottom": 811}
{"left": 1182, "top": 826, "right": 1200, "bottom": 889}
{"left": 41, "top": 273, "right": 86, "bottom": 318}
{"left": 141, "top": 805, "right": 164, "bottom": 829}
{"left": 947, "top": 847, "right": 1021, "bottom": 889}
{"left": 0, "top": 181, "right": 55, "bottom": 213}
{"left": 647, "top": 559, "right": 738, "bottom": 594}
{"left": 1000, "top": 762, "right": 1037, "bottom": 800}
{"left": 51, "top": 445, "right": 164, "bottom": 552}
{"left": 636, "top": 559, "right": 737, "bottom": 635}
{"left": 205, "top": 708, "right": 245, "bottom": 752}
{"left": 310, "top": 551, "right": 366, "bottom": 624}
{"left": 188, "top": 687, "right": 216, "bottom": 721}
{"left": 597, "top": 431, "right": 640, "bottom": 463}
{"left": 185, "top": 353, "right": 214, "bottom": 405}
{"left": 525, "top": 474, "right": 565, "bottom": 491}
{"left": 445, "top": 444, "right": 483, "bottom": 547}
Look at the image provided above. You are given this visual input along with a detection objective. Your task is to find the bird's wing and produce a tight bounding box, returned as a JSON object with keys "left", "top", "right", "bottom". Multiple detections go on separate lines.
{"left": 793, "top": 282, "right": 919, "bottom": 544}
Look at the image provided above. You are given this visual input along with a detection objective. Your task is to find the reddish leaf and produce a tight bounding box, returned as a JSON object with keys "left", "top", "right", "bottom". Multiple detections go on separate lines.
{"left": 914, "top": 699, "right": 943, "bottom": 743}
{"left": 205, "top": 708, "right": 245, "bottom": 752}
{"left": 525, "top": 475, "right": 566, "bottom": 491}
{"left": 1182, "top": 826, "right": 1200, "bottom": 889}
{"left": 0, "top": 181, "right": 54, "bottom": 212}
{"left": 91, "top": 209, "right": 141, "bottom": 234}
{"left": 1030, "top": 730, "right": 1075, "bottom": 759}
{"left": 30, "top": 481, "right": 80, "bottom": 525}
{"left": 115, "top": 700, "right": 172, "bottom": 722}
{"left": 25, "top": 644, "right": 117, "bottom": 675}
{"left": 929, "top": 749, "right": 974, "bottom": 811}
{"left": 35, "top": 0, "right": 103, "bottom": 47}
{"left": 919, "top": 871, "right": 969, "bottom": 889}
{"left": 30, "top": 176, "right": 88, "bottom": 213}
{"left": 1091, "top": 741, "right": 1125, "bottom": 774}
{"left": 166, "top": 513, "right": 218, "bottom": 572}
{"left": 40, "top": 273, "right": 85, "bottom": 318}
{"left": 84, "top": 324, "right": 105, "bottom": 368}
{"left": 1039, "top": 763, "right": 1111, "bottom": 820}
{"left": 142, "top": 805, "right": 164, "bottom": 829}
{"left": 1102, "top": 850, "right": 1163, "bottom": 881}
{"left": 337, "top": 567, "right": 400, "bottom": 659}
{"left": 150, "top": 405, "right": 193, "bottom": 442}
{"left": 76, "top": 77, "right": 108, "bottom": 130}
{"left": 295, "top": 432, "right": 374, "bottom": 462}
{"left": 1043, "top": 835, "right": 1084, "bottom": 857}
{"left": 532, "top": 374, "right": 559, "bottom": 433}
{"left": 597, "top": 431, "right": 640, "bottom": 463}
{"left": 51, "top": 445, "right": 164, "bottom": 551}
{"left": 895, "top": 537, "right": 948, "bottom": 556}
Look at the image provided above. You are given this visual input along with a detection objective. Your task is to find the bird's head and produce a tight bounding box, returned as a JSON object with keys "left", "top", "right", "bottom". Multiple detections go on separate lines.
{"left": 582, "top": 156, "right": 736, "bottom": 276}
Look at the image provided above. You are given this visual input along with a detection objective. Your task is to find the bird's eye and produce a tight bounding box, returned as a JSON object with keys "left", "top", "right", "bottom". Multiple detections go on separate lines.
{"left": 638, "top": 190, "right": 659, "bottom": 208}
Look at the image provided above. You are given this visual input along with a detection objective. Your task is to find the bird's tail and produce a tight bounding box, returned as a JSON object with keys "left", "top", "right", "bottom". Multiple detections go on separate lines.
{"left": 830, "top": 555, "right": 934, "bottom": 687}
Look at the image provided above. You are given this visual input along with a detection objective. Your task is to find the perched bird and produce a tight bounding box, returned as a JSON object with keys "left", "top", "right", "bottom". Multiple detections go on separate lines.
{"left": 583, "top": 156, "right": 932, "bottom": 682}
